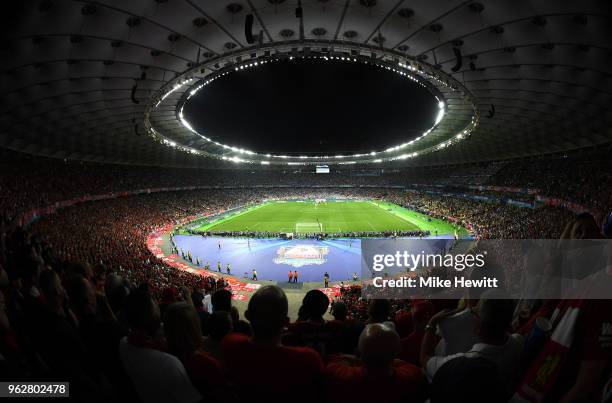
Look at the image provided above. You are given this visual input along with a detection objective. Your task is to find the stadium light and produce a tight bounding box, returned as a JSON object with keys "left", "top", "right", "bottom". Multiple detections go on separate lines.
{"left": 148, "top": 43, "right": 478, "bottom": 165}
{"left": 435, "top": 108, "right": 445, "bottom": 125}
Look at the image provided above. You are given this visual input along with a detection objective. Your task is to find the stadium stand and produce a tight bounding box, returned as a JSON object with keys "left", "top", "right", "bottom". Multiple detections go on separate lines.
{"left": 2, "top": 2, "right": 612, "bottom": 400}
{"left": 1, "top": 148, "right": 611, "bottom": 402}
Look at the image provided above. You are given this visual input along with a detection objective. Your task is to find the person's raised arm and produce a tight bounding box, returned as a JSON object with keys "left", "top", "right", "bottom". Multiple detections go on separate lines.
{"left": 420, "top": 309, "right": 455, "bottom": 367}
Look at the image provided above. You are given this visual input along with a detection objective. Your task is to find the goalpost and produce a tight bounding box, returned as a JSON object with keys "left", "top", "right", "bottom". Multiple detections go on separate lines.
{"left": 295, "top": 222, "right": 323, "bottom": 234}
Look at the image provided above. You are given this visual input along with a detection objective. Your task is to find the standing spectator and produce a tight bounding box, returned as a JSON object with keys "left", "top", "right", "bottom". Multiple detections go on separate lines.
{"left": 35, "top": 269, "right": 108, "bottom": 402}
{"left": 163, "top": 302, "right": 228, "bottom": 400}
{"left": 202, "top": 310, "right": 233, "bottom": 361}
{"left": 190, "top": 291, "right": 210, "bottom": 336}
{"left": 421, "top": 290, "right": 523, "bottom": 396}
{"left": 118, "top": 290, "right": 201, "bottom": 403}
{"left": 221, "top": 286, "right": 323, "bottom": 401}
{"left": 399, "top": 301, "right": 434, "bottom": 366}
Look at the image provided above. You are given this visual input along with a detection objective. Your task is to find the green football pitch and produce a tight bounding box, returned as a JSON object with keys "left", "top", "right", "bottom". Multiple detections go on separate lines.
{"left": 193, "top": 200, "right": 466, "bottom": 236}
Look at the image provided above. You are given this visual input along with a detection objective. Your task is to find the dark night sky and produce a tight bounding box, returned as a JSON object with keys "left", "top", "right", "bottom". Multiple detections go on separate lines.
{"left": 184, "top": 59, "right": 439, "bottom": 154}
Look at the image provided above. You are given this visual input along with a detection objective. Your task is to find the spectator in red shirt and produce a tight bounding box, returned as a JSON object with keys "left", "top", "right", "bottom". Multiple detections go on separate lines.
{"left": 221, "top": 285, "right": 323, "bottom": 402}
{"left": 286, "top": 290, "right": 336, "bottom": 354}
{"left": 324, "top": 322, "right": 428, "bottom": 403}
{"left": 399, "top": 301, "right": 434, "bottom": 366}
{"left": 326, "top": 300, "right": 365, "bottom": 355}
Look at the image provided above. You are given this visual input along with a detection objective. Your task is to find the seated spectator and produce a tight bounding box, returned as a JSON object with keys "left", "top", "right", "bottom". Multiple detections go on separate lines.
{"left": 221, "top": 285, "right": 323, "bottom": 402}
{"left": 163, "top": 302, "right": 229, "bottom": 400}
{"left": 324, "top": 323, "right": 428, "bottom": 403}
{"left": 421, "top": 290, "right": 523, "bottom": 396}
{"left": 202, "top": 310, "right": 233, "bottom": 361}
{"left": 119, "top": 290, "right": 201, "bottom": 403}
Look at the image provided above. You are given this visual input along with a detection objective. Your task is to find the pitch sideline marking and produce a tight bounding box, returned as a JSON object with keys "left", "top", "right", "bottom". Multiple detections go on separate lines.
{"left": 369, "top": 201, "right": 423, "bottom": 231}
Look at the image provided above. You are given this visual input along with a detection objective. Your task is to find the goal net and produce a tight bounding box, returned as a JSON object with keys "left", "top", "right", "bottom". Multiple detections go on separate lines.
{"left": 295, "top": 222, "right": 323, "bottom": 234}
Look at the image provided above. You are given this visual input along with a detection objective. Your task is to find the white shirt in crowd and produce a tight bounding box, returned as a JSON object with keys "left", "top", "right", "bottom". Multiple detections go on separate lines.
{"left": 435, "top": 308, "right": 479, "bottom": 356}
{"left": 203, "top": 293, "right": 212, "bottom": 313}
{"left": 119, "top": 337, "right": 201, "bottom": 403}
{"left": 426, "top": 333, "right": 524, "bottom": 391}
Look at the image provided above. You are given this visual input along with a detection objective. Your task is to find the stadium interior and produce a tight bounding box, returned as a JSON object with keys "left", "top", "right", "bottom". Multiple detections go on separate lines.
{"left": 1, "top": 1, "right": 611, "bottom": 402}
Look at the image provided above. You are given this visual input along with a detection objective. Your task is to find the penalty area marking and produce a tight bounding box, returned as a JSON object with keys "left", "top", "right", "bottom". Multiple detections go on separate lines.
{"left": 295, "top": 222, "right": 323, "bottom": 234}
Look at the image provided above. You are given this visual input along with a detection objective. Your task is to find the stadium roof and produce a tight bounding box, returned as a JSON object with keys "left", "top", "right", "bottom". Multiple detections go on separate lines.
{"left": 1, "top": 0, "right": 611, "bottom": 168}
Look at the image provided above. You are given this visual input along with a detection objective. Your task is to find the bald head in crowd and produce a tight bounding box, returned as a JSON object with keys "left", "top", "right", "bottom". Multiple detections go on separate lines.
{"left": 358, "top": 322, "right": 401, "bottom": 370}
{"left": 245, "top": 285, "right": 289, "bottom": 342}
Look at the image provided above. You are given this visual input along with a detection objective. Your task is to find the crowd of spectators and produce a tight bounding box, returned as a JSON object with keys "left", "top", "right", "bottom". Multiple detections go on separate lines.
{"left": 3, "top": 146, "right": 611, "bottom": 228}
{"left": 490, "top": 148, "right": 612, "bottom": 215}
{"left": 24, "top": 190, "right": 256, "bottom": 298}
{"left": 0, "top": 150, "right": 400, "bottom": 224}
{"left": 388, "top": 192, "right": 574, "bottom": 239}
{"left": 327, "top": 214, "right": 612, "bottom": 403}
{"left": 1, "top": 147, "right": 611, "bottom": 402}
{"left": 3, "top": 230, "right": 608, "bottom": 403}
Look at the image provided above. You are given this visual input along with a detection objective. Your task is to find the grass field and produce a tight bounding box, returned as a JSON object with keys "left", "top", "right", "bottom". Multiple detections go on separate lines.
{"left": 193, "top": 200, "right": 466, "bottom": 236}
